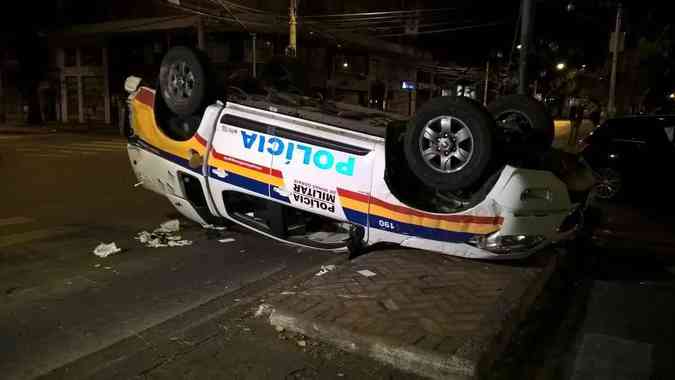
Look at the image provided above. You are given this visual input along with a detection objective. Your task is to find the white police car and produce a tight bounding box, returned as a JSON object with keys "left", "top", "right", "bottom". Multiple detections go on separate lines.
{"left": 125, "top": 47, "right": 589, "bottom": 260}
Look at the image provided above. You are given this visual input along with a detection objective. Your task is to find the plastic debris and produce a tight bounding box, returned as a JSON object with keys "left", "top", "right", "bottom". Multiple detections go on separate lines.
{"left": 135, "top": 220, "right": 192, "bottom": 248}
{"left": 157, "top": 219, "right": 180, "bottom": 233}
{"left": 356, "top": 269, "right": 377, "bottom": 277}
{"left": 93, "top": 242, "right": 121, "bottom": 258}
{"left": 168, "top": 240, "right": 192, "bottom": 247}
{"left": 218, "top": 238, "right": 236, "bottom": 243}
{"left": 315, "top": 265, "right": 336, "bottom": 277}
{"left": 254, "top": 303, "right": 274, "bottom": 318}
{"left": 203, "top": 224, "right": 227, "bottom": 231}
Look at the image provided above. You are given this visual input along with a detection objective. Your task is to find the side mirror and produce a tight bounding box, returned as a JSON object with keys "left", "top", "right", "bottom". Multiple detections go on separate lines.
{"left": 124, "top": 76, "right": 142, "bottom": 94}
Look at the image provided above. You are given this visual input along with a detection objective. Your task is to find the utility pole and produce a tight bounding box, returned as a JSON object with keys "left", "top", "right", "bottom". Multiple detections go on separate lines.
{"left": 288, "top": 0, "right": 298, "bottom": 57}
{"left": 518, "top": 0, "right": 534, "bottom": 95}
{"left": 251, "top": 33, "right": 257, "bottom": 78}
{"left": 608, "top": 3, "right": 622, "bottom": 117}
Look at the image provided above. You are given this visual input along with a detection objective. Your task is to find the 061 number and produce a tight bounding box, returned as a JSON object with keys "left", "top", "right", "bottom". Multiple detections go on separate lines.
{"left": 378, "top": 220, "right": 396, "bottom": 230}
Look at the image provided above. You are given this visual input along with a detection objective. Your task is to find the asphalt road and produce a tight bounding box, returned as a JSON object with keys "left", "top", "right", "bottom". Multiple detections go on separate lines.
{"left": 0, "top": 132, "right": 386, "bottom": 379}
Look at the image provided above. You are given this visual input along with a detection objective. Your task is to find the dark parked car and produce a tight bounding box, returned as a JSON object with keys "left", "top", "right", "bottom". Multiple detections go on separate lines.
{"left": 581, "top": 115, "right": 675, "bottom": 200}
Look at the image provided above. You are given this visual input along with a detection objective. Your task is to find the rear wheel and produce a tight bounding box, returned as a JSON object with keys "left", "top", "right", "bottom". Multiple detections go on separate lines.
{"left": 488, "top": 95, "right": 554, "bottom": 157}
{"left": 404, "top": 97, "right": 495, "bottom": 191}
{"left": 593, "top": 167, "right": 622, "bottom": 200}
{"left": 159, "top": 46, "right": 212, "bottom": 117}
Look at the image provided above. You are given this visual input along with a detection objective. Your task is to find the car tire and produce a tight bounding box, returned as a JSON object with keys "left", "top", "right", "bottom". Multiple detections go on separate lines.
{"left": 167, "top": 114, "right": 203, "bottom": 141}
{"left": 404, "top": 96, "right": 495, "bottom": 192}
{"left": 593, "top": 167, "right": 622, "bottom": 200}
{"left": 488, "top": 95, "right": 554, "bottom": 156}
{"left": 159, "top": 46, "right": 212, "bottom": 117}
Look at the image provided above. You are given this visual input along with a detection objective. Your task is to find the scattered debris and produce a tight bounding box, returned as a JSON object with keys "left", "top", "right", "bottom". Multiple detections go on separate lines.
{"left": 104, "top": 266, "right": 112, "bottom": 270}
{"left": 281, "top": 291, "right": 296, "bottom": 295}
{"left": 356, "top": 269, "right": 377, "bottom": 277}
{"left": 297, "top": 340, "right": 307, "bottom": 348}
{"left": 94, "top": 264, "right": 101, "bottom": 268}
{"left": 202, "top": 224, "right": 227, "bottom": 231}
{"left": 218, "top": 238, "right": 236, "bottom": 243}
{"left": 315, "top": 265, "right": 336, "bottom": 277}
{"left": 239, "top": 249, "right": 246, "bottom": 254}
{"left": 135, "top": 220, "right": 193, "bottom": 248}
{"left": 275, "top": 325, "right": 285, "bottom": 333}
{"left": 254, "top": 303, "right": 274, "bottom": 318}
{"left": 157, "top": 219, "right": 180, "bottom": 233}
{"left": 93, "top": 242, "right": 121, "bottom": 258}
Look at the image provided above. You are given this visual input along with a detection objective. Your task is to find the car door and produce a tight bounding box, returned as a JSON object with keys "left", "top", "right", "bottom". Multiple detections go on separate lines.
{"left": 205, "top": 102, "right": 274, "bottom": 220}
{"left": 268, "top": 116, "right": 378, "bottom": 224}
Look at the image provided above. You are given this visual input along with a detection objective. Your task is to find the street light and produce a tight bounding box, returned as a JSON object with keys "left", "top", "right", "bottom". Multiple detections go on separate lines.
{"left": 556, "top": 62, "right": 566, "bottom": 70}
{"left": 516, "top": 44, "right": 522, "bottom": 50}
{"left": 670, "top": 93, "right": 675, "bottom": 99}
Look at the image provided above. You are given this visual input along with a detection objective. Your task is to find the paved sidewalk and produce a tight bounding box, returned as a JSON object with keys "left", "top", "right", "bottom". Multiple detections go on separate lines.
{"left": 270, "top": 249, "right": 560, "bottom": 380}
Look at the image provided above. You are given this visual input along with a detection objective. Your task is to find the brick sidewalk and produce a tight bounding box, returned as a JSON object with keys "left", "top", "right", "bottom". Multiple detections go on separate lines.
{"left": 270, "top": 249, "right": 559, "bottom": 380}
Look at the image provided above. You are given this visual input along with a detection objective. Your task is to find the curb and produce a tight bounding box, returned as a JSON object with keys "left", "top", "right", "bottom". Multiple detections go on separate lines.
{"left": 270, "top": 250, "right": 560, "bottom": 380}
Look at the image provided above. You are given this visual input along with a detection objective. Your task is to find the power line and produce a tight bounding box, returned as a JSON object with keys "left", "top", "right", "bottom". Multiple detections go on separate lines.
{"left": 302, "top": 7, "right": 457, "bottom": 19}
{"left": 214, "top": 0, "right": 249, "bottom": 31}
{"left": 377, "top": 21, "right": 506, "bottom": 37}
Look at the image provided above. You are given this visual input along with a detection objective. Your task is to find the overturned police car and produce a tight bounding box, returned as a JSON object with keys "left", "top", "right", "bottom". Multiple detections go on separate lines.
{"left": 125, "top": 46, "right": 592, "bottom": 260}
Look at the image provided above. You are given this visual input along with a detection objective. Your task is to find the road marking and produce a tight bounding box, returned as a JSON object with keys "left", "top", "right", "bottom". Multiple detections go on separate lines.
{"left": 572, "top": 333, "right": 652, "bottom": 380}
{"left": 0, "top": 227, "right": 80, "bottom": 248}
{"left": 0, "top": 216, "right": 34, "bottom": 227}
{"left": 66, "top": 145, "right": 125, "bottom": 151}
{"left": 84, "top": 141, "right": 125, "bottom": 146}
{"left": 18, "top": 145, "right": 119, "bottom": 153}
{"left": 15, "top": 149, "right": 94, "bottom": 157}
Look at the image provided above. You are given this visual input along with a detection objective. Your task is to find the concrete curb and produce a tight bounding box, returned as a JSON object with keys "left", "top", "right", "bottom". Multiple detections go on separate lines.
{"left": 270, "top": 250, "right": 560, "bottom": 380}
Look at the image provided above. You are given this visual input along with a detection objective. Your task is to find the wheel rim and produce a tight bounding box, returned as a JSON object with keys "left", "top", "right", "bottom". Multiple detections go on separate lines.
{"left": 495, "top": 110, "right": 532, "bottom": 143}
{"left": 418, "top": 115, "right": 474, "bottom": 173}
{"left": 167, "top": 61, "right": 196, "bottom": 99}
{"left": 594, "top": 168, "right": 621, "bottom": 199}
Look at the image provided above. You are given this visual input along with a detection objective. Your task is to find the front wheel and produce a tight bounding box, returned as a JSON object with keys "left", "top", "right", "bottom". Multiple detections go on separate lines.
{"left": 158, "top": 46, "right": 211, "bottom": 117}
{"left": 404, "top": 97, "right": 495, "bottom": 192}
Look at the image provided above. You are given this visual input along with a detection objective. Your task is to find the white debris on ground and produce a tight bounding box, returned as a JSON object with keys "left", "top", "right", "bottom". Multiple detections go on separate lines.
{"left": 93, "top": 242, "right": 121, "bottom": 258}
{"left": 253, "top": 303, "right": 274, "bottom": 318}
{"left": 218, "top": 238, "right": 236, "bottom": 243}
{"left": 356, "top": 269, "right": 377, "bottom": 277}
{"left": 202, "top": 224, "right": 227, "bottom": 231}
{"left": 315, "top": 264, "right": 336, "bottom": 277}
{"left": 156, "top": 219, "right": 180, "bottom": 233}
{"left": 135, "top": 219, "right": 193, "bottom": 248}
